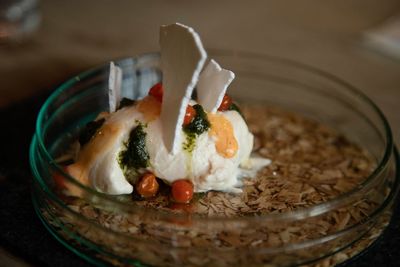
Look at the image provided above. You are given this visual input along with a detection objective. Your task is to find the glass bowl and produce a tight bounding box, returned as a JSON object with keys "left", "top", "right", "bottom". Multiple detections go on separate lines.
{"left": 30, "top": 50, "right": 399, "bottom": 267}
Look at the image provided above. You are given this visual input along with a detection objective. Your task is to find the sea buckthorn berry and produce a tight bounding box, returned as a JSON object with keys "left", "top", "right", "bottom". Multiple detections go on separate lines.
{"left": 136, "top": 173, "right": 159, "bottom": 198}
{"left": 183, "top": 105, "right": 196, "bottom": 126}
{"left": 217, "top": 94, "right": 233, "bottom": 111}
{"left": 171, "top": 179, "right": 194, "bottom": 203}
{"left": 148, "top": 83, "right": 163, "bottom": 102}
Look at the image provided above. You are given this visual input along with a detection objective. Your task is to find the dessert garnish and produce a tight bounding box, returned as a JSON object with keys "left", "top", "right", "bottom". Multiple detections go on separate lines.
{"left": 108, "top": 61, "right": 122, "bottom": 112}
{"left": 59, "top": 23, "right": 270, "bottom": 202}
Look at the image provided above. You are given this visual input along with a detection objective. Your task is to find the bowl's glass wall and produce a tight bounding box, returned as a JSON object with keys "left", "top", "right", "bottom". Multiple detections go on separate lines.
{"left": 30, "top": 52, "right": 397, "bottom": 267}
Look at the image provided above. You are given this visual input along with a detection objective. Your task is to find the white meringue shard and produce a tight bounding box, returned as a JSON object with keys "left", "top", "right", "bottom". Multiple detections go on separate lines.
{"left": 108, "top": 62, "right": 122, "bottom": 113}
{"left": 197, "top": 59, "right": 235, "bottom": 113}
{"left": 159, "top": 23, "right": 207, "bottom": 154}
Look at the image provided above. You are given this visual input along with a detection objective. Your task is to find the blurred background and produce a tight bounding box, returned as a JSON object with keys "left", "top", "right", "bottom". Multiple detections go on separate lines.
{"left": 0, "top": 0, "right": 399, "bottom": 265}
{"left": 0, "top": 0, "right": 399, "bottom": 140}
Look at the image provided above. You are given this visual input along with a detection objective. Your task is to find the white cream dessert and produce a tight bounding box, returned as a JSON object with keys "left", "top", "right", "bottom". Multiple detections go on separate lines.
{"left": 64, "top": 23, "right": 270, "bottom": 201}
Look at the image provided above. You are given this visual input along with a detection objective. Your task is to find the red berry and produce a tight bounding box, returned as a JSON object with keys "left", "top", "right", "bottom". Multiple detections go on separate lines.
{"left": 171, "top": 180, "right": 194, "bottom": 203}
{"left": 149, "top": 83, "right": 163, "bottom": 102}
{"left": 218, "top": 94, "right": 233, "bottom": 111}
{"left": 136, "top": 173, "right": 159, "bottom": 198}
{"left": 183, "top": 105, "right": 196, "bottom": 126}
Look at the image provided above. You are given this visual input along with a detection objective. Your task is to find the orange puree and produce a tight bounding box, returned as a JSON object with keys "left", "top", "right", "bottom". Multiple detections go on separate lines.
{"left": 137, "top": 96, "right": 161, "bottom": 122}
{"left": 78, "top": 123, "right": 121, "bottom": 166}
{"left": 208, "top": 114, "right": 238, "bottom": 158}
{"left": 66, "top": 123, "right": 122, "bottom": 193}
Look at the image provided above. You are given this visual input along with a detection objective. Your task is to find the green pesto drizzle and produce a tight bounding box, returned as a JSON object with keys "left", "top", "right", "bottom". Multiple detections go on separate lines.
{"left": 183, "top": 131, "right": 196, "bottom": 153}
{"left": 118, "top": 123, "right": 149, "bottom": 183}
{"left": 182, "top": 104, "right": 211, "bottom": 153}
{"left": 183, "top": 104, "right": 210, "bottom": 135}
{"left": 182, "top": 104, "right": 210, "bottom": 175}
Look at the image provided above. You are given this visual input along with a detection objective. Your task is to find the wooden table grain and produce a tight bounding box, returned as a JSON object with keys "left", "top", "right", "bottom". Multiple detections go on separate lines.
{"left": 1, "top": 0, "right": 399, "bottom": 266}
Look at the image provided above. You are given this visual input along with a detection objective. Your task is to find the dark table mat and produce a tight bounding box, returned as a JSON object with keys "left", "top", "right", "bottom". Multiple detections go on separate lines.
{"left": 0, "top": 92, "right": 399, "bottom": 267}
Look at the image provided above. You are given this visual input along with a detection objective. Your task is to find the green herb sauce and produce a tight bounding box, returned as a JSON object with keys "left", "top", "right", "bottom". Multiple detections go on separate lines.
{"left": 183, "top": 104, "right": 210, "bottom": 135}
{"left": 119, "top": 123, "right": 150, "bottom": 178}
{"left": 183, "top": 131, "right": 196, "bottom": 153}
{"left": 182, "top": 104, "right": 210, "bottom": 154}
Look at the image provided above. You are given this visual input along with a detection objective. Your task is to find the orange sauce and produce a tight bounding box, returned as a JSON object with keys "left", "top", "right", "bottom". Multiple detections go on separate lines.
{"left": 208, "top": 114, "right": 238, "bottom": 158}
{"left": 66, "top": 122, "right": 122, "bottom": 194}
{"left": 137, "top": 96, "right": 161, "bottom": 122}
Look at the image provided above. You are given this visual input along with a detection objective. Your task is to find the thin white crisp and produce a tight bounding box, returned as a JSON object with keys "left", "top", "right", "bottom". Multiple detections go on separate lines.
{"left": 197, "top": 59, "right": 235, "bottom": 113}
{"left": 159, "top": 23, "right": 207, "bottom": 154}
{"left": 108, "top": 62, "right": 122, "bottom": 113}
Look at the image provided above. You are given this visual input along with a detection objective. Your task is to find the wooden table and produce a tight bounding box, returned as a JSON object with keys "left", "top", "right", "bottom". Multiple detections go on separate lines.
{"left": 1, "top": 0, "right": 399, "bottom": 265}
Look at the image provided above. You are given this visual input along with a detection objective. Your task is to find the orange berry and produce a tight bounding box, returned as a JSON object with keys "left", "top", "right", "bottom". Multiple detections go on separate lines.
{"left": 171, "top": 179, "right": 194, "bottom": 203}
{"left": 218, "top": 94, "right": 233, "bottom": 111}
{"left": 148, "top": 83, "right": 163, "bottom": 102}
{"left": 136, "top": 173, "right": 159, "bottom": 198}
{"left": 183, "top": 105, "right": 196, "bottom": 126}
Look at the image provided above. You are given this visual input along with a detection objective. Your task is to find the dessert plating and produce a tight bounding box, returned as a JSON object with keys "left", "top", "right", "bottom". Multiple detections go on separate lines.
{"left": 60, "top": 23, "right": 269, "bottom": 201}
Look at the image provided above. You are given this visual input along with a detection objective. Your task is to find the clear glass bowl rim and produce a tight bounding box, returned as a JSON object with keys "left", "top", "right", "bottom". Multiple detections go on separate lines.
{"left": 31, "top": 50, "right": 395, "bottom": 224}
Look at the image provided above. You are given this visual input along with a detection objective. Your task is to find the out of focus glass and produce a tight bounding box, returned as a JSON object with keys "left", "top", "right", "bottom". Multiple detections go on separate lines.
{"left": 0, "top": 0, "right": 40, "bottom": 42}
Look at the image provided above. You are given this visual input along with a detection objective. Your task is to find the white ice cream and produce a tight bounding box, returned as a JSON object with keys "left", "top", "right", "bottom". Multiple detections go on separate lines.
{"left": 83, "top": 103, "right": 265, "bottom": 195}
{"left": 147, "top": 110, "right": 254, "bottom": 193}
